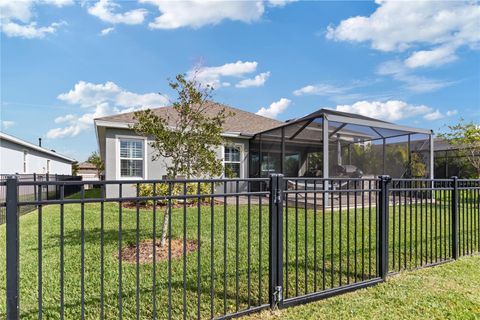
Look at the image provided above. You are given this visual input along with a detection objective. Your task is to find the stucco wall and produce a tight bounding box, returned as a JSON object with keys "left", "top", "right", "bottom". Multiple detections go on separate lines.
{"left": 0, "top": 139, "right": 72, "bottom": 175}
{"left": 103, "top": 128, "right": 250, "bottom": 197}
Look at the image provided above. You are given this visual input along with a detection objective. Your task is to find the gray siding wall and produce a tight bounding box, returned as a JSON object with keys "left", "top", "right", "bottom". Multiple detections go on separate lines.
{"left": 0, "top": 138, "right": 72, "bottom": 175}
{"left": 104, "top": 128, "right": 250, "bottom": 197}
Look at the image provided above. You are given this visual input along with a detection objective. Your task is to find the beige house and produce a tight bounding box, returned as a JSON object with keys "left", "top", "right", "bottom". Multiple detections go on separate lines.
{"left": 94, "top": 102, "right": 282, "bottom": 196}
{"left": 77, "top": 161, "right": 100, "bottom": 180}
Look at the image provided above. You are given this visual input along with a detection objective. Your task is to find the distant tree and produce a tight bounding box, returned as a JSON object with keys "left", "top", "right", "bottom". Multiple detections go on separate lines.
{"left": 87, "top": 151, "right": 105, "bottom": 178}
{"left": 409, "top": 153, "right": 427, "bottom": 178}
{"left": 439, "top": 120, "right": 480, "bottom": 178}
{"left": 133, "top": 72, "right": 230, "bottom": 247}
{"left": 71, "top": 161, "right": 79, "bottom": 176}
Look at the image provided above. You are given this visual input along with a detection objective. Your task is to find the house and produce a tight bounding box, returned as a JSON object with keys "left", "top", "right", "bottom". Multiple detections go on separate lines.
{"left": 0, "top": 132, "right": 75, "bottom": 175}
{"left": 94, "top": 101, "right": 434, "bottom": 196}
{"left": 77, "top": 162, "right": 101, "bottom": 188}
{"left": 421, "top": 138, "right": 478, "bottom": 178}
{"left": 94, "top": 102, "right": 282, "bottom": 196}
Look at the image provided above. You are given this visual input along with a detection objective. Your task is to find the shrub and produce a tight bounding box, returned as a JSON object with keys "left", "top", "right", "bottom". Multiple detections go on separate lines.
{"left": 137, "top": 182, "right": 213, "bottom": 206}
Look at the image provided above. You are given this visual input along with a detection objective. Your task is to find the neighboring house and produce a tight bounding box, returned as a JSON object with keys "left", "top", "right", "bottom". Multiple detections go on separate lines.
{"left": 421, "top": 138, "right": 478, "bottom": 178}
{"left": 0, "top": 132, "right": 75, "bottom": 175}
{"left": 94, "top": 101, "right": 433, "bottom": 196}
{"left": 77, "top": 162, "right": 101, "bottom": 188}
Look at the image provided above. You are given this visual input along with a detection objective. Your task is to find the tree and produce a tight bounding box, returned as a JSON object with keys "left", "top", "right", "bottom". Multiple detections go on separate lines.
{"left": 87, "top": 151, "right": 105, "bottom": 178}
{"left": 132, "top": 73, "right": 230, "bottom": 246}
{"left": 439, "top": 120, "right": 480, "bottom": 178}
{"left": 133, "top": 73, "right": 228, "bottom": 179}
{"left": 71, "top": 161, "right": 79, "bottom": 176}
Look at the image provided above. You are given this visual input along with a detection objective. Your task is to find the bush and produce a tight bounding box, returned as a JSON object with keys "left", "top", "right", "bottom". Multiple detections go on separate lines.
{"left": 137, "top": 182, "right": 212, "bottom": 206}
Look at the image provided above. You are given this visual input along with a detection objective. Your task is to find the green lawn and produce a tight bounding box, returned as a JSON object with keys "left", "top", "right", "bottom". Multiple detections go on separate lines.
{"left": 0, "top": 196, "right": 478, "bottom": 319}
{"left": 245, "top": 255, "right": 480, "bottom": 320}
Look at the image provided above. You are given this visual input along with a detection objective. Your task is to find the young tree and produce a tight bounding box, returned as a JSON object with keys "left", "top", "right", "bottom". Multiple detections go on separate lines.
{"left": 439, "top": 120, "right": 480, "bottom": 178}
{"left": 87, "top": 151, "right": 105, "bottom": 178}
{"left": 133, "top": 73, "right": 231, "bottom": 246}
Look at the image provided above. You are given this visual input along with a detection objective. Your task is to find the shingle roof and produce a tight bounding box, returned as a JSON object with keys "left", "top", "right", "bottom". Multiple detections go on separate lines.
{"left": 78, "top": 162, "right": 97, "bottom": 169}
{"left": 95, "top": 101, "right": 284, "bottom": 135}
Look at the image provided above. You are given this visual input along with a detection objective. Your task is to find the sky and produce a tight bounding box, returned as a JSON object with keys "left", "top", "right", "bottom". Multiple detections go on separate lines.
{"left": 1, "top": 0, "right": 479, "bottom": 161}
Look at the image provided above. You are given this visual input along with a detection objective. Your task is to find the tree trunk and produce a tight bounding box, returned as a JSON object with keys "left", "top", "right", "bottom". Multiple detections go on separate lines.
{"left": 160, "top": 173, "right": 176, "bottom": 248}
{"left": 160, "top": 205, "right": 169, "bottom": 247}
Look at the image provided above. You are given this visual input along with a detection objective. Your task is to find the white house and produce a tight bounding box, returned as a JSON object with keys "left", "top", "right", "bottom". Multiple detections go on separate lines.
{"left": 0, "top": 132, "right": 76, "bottom": 175}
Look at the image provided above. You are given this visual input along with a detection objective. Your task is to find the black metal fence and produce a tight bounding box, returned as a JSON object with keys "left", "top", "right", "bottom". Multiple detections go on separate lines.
{"left": 0, "top": 174, "right": 81, "bottom": 225}
{"left": 1, "top": 175, "right": 479, "bottom": 319}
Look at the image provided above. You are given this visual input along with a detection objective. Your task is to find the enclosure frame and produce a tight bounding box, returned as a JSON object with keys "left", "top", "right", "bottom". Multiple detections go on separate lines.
{"left": 249, "top": 109, "right": 434, "bottom": 180}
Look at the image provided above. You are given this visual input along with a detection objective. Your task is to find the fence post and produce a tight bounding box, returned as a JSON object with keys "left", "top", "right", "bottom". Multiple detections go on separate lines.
{"left": 55, "top": 174, "right": 59, "bottom": 199}
{"left": 269, "top": 174, "right": 284, "bottom": 308}
{"left": 378, "top": 175, "right": 391, "bottom": 280}
{"left": 451, "top": 176, "right": 459, "bottom": 260}
{"left": 33, "top": 173, "right": 37, "bottom": 201}
{"left": 6, "top": 175, "right": 19, "bottom": 319}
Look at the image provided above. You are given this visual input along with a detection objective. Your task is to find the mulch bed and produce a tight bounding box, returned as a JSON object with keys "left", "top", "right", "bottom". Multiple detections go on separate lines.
{"left": 122, "top": 200, "right": 222, "bottom": 210}
{"left": 118, "top": 239, "right": 198, "bottom": 264}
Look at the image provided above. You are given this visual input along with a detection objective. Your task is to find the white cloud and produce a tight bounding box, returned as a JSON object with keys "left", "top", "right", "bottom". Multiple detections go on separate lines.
{"left": 292, "top": 80, "right": 382, "bottom": 103}
{"left": 48, "top": 81, "right": 169, "bottom": 138}
{"left": 57, "top": 81, "right": 168, "bottom": 108}
{"left": 190, "top": 61, "right": 259, "bottom": 88}
{"left": 88, "top": 0, "right": 148, "bottom": 25}
{"left": 140, "top": 0, "right": 264, "bottom": 29}
{"left": 256, "top": 98, "right": 291, "bottom": 119}
{"left": 267, "top": 0, "right": 297, "bottom": 7}
{"left": 0, "top": 0, "right": 72, "bottom": 39}
{"left": 47, "top": 103, "right": 111, "bottom": 139}
{"left": 335, "top": 100, "right": 433, "bottom": 122}
{"left": 423, "top": 109, "right": 444, "bottom": 121}
{"left": 140, "top": 0, "right": 295, "bottom": 29}
{"left": 100, "top": 27, "right": 114, "bottom": 36}
{"left": 326, "top": 1, "right": 480, "bottom": 68}
{"left": 377, "top": 60, "right": 454, "bottom": 93}
{"left": 293, "top": 83, "right": 350, "bottom": 96}
{"left": 1, "top": 21, "right": 65, "bottom": 39}
{"left": 404, "top": 45, "right": 459, "bottom": 69}
{"left": 1, "top": 120, "right": 15, "bottom": 130}
{"left": 54, "top": 114, "right": 77, "bottom": 123}
{"left": 43, "top": 0, "right": 74, "bottom": 6}
{"left": 446, "top": 110, "right": 458, "bottom": 116}
{"left": 235, "top": 72, "right": 270, "bottom": 88}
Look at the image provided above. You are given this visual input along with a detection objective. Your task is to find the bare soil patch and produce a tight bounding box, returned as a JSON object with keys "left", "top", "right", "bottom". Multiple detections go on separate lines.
{"left": 118, "top": 239, "right": 198, "bottom": 264}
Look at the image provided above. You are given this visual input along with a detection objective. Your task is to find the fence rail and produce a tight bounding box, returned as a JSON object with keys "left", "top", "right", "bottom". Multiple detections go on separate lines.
{"left": 0, "top": 174, "right": 81, "bottom": 225}
{"left": 2, "top": 176, "right": 479, "bottom": 319}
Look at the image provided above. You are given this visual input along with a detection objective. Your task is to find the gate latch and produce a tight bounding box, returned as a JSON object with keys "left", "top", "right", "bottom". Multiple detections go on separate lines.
{"left": 274, "top": 189, "right": 281, "bottom": 204}
{"left": 273, "top": 285, "right": 283, "bottom": 306}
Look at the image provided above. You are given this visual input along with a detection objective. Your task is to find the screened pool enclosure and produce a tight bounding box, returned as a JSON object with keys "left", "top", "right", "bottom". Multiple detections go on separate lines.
{"left": 249, "top": 109, "right": 433, "bottom": 180}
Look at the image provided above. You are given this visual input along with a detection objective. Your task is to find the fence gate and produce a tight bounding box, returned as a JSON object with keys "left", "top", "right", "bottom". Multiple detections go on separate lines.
{"left": 270, "top": 174, "right": 390, "bottom": 308}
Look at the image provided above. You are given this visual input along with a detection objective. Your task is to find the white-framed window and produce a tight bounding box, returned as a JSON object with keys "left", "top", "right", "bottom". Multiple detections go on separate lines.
{"left": 23, "top": 150, "right": 28, "bottom": 173}
{"left": 46, "top": 159, "right": 50, "bottom": 173}
{"left": 119, "top": 139, "right": 144, "bottom": 178}
{"left": 224, "top": 145, "right": 242, "bottom": 178}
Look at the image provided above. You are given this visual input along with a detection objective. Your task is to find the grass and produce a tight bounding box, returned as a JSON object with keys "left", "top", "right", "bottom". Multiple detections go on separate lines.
{"left": 244, "top": 255, "right": 480, "bottom": 320}
{"left": 66, "top": 187, "right": 103, "bottom": 199}
{"left": 0, "top": 193, "right": 478, "bottom": 319}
